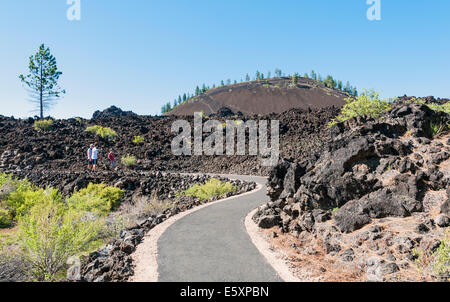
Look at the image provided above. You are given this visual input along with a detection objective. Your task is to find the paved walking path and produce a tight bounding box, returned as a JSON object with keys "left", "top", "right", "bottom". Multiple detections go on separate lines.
{"left": 156, "top": 174, "right": 282, "bottom": 282}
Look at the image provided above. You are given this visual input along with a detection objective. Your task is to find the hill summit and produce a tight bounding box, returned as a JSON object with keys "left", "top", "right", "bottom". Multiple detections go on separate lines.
{"left": 168, "top": 77, "right": 351, "bottom": 116}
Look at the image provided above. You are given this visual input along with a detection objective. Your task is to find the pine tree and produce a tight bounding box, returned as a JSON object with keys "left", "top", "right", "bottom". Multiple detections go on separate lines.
{"left": 324, "top": 75, "right": 336, "bottom": 88}
{"left": 338, "top": 80, "right": 343, "bottom": 90}
{"left": 245, "top": 74, "right": 250, "bottom": 82}
{"left": 344, "top": 81, "right": 351, "bottom": 93}
{"left": 292, "top": 73, "right": 299, "bottom": 85}
{"left": 274, "top": 68, "right": 282, "bottom": 78}
{"left": 19, "top": 44, "right": 66, "bottom": 118}
{"left": 195, "top": 86, "right": 201, "bottom": 95}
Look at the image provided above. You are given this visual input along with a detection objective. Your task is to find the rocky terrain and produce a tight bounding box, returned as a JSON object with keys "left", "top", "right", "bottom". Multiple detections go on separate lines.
{"left": 168, "top": 77, "right": 349, "bottom": 116}
{"left": 0, "top": 171, "right": 256, "bottom": 282}
{"left": 77, "top": 173, "right": 256, "bottom": 282}
{"left": 0, "top": 106, "right": 339, "bottom": 176}
{"left": 253, "top": 103, "right": 450, "bottom": 281}
{"left": 2, "top": 98, "right": 448, "bottom": 282}
{"left": 0, "top": 104, "right": 339, "bottom": 282}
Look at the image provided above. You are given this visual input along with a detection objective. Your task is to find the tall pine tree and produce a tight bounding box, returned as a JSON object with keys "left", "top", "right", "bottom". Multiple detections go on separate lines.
{"left": 19, "top": 44, "right": 66, "bottom": 118}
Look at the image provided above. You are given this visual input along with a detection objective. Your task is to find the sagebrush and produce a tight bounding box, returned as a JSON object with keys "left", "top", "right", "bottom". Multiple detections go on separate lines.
{"left": 86, "top": 125, "right": 117, "bottom": 139}
{"left": 178, "top": 178, "right": 236, "bottom": 201}
{"left": 34, "top": 119, "right": 53, "bottom": 131}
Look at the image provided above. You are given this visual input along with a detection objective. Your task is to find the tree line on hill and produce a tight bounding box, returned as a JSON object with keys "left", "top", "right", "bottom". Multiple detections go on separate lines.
{"left": 161, "top": 69, "right": 358, "bottom": 114}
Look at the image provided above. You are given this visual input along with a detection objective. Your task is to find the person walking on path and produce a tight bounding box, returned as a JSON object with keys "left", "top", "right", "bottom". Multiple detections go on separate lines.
{"left": 87, "top": 144, "right": 94, "bottom": 171}
{"left": 91, "top": 145, "right": 99, "bottom": 172}
{"left": 108, "top": 149, "right": 116, "bottom": 168}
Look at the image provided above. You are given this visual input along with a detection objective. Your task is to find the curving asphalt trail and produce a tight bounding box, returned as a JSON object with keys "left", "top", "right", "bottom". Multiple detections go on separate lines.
{"left": 157, "top": 174, "right": 282, "bottom": 282}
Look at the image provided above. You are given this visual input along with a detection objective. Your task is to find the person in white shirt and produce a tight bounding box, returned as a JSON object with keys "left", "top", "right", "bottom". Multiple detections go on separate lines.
{"left": 92, "top": 145, "right": 99, "bottom": 172}
{"left": 87, "top": 144, "right": 94, "bottom": 170}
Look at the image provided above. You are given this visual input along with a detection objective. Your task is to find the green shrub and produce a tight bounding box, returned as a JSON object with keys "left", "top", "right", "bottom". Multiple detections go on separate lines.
{"left": 428, "top": 102, "right": 450, "bottom": 115}
{"left": 0, "top": 173, "right": 13, "bottom": 188}
{"left": 17, "top": 197, "right": 104, "bottom": 281}
{"left": 0, "top": 209, "right": 13, "bottom": 228}
{"left": 121, "top": 155, "right": 137, "bottom": 167}
{"left": 1, "top": 174, "right": 62, "bottom": 220}
{"left": 68, "top": 183, "right": 124, "bottom": 215}
{"left": 86, "top": 125, "right": 117, "bottom": 139}
{"left": 329, "top": 90, "right": 393, "bottom": 127}
{"left": 133, "top": 135, "right": 145, "bottom": 144}
{"left": 7, "top": 185, "right": 62, "bottom": 218}
{"left": 395, "top": 97, "right": 450, "bottom": 115}
{"left": 412, "top": 230, "right": 450, "bottom": 280}
{"left": 433, "top": 230, "right": 449, "bottom": 278}
{"left": 34, "top": 119, "right": 53, "bottom": 131}
{"left": 178, "top": 178, "right": 236, "bottom": 201}
{"left": 430, "top": 122, "right": 450, "bottom": 138}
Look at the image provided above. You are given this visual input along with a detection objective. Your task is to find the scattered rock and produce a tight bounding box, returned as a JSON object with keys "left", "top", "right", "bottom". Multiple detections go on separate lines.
{"left": 434, "top": 215, "right": 450, "bottom": 228}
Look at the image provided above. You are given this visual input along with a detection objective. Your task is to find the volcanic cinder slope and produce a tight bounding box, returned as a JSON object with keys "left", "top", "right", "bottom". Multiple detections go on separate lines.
{"left": 168, "top": 77, "right": 349, "bottom": 116}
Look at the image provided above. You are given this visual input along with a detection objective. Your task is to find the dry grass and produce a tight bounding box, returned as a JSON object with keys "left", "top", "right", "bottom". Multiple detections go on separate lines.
{"left": 113, "top": 196, "right": 173, "bottom": 229}
{"left": 262, "top": 227, "right": 365, "bottom": 282}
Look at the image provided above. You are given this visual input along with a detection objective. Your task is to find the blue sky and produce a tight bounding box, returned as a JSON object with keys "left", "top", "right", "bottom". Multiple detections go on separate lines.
{"left": 0, "top": 0, "right": 449, "bottom": 118}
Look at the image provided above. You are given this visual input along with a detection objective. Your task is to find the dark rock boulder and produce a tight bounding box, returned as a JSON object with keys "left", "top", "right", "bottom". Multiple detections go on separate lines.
{"left": 265, "top": 102, "right": 449, "bottom": 236}
{"left": 216, "top": 107, "right": 235, "bottom": 118}
{"left": 92, "top": 106, "right": 137, "bottom": 120}
{"left": 441, "top": 188, "right": 450, "bottom": 215}
{"left": 256, "top": 215, "right": 281, "bottom": 229}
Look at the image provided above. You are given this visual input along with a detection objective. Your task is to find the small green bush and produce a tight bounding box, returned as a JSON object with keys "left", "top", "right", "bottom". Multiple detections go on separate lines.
{"left": 17, "top": 197, "right": 104, "bottom": 281}
{"left": 433, "top": 230, "right": 449, "bottom": 278}
{"left": 1, "top": 174, "right": 60, "bottom": 220}
{"left": 329, "top": 90, "right": 393, "bottom": 127}
{"left": 86, "top": 125, "right": 117, "bottom": 139}
{"left": 34, "top": 119, "right": 53, "bottom": 131}
{"left": 430, "top": 122, "right": 449, "bottom": 138}
{"left": 7, "top": 185, "right": 62, "bottom": 218}
{"left": 428, "top": 102, "right": 450, "bottom": 115}
{"left": 133, "top": 135, "right": 145, "bottom": 144}
{"left": 0, "top": 209, "right": 13, "bottom": 228}
{"left": 395, "top": 97, "right": 450, "bottom": 115}
{"left": 0, "top": 173, "right": 13, "bottom": 190}
{"left": 178, "top": 178, "right": 237, "bottom": 201}
{"left": 68, "top": 183, "right": 124, "bottom": 215}
{"left": 121, "top": 155, "right": 137, "bottom": 167}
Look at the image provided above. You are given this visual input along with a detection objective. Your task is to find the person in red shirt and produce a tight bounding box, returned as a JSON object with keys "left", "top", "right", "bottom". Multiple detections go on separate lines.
{"left": 108, "top": 149, "right": 116, "bottom": 168}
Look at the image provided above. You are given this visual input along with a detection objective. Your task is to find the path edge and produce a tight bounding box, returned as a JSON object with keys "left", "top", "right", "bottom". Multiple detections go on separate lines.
{"left": 245, "top": 208, "right": 304, "bottom": 282}
{"left": 129, "top": 184, "right": 263, "bottom": 282}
